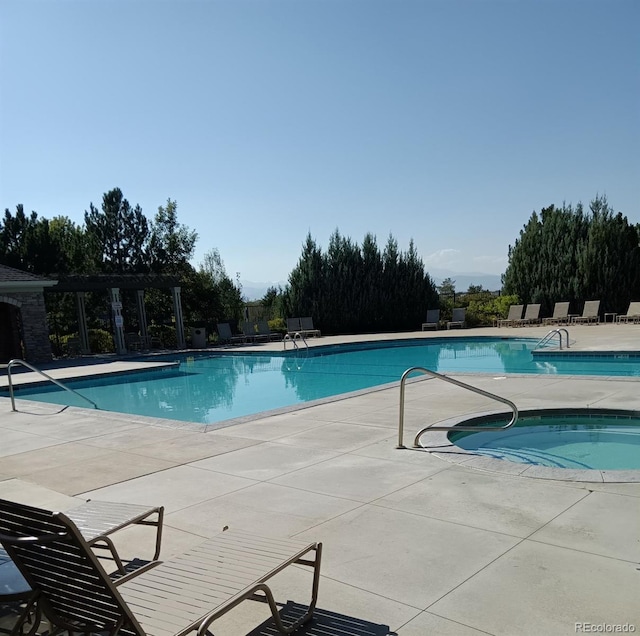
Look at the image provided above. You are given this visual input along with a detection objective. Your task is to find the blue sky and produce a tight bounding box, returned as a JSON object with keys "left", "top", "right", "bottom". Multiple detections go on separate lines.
{"left": 1, "top": 0, "right": 638, "bottom": 286}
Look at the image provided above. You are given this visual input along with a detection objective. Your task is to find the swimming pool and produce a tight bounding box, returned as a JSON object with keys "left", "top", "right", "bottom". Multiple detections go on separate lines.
{"left": 6, "top": 337, "right": 640, "bottom": 425}
{"left": 447, "top": 409, "right": 640, "bottom": 470}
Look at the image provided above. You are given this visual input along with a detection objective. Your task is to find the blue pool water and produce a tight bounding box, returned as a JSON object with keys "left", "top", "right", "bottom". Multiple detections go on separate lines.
{"left": 6, "top": 337, "right": 640, "bottom": 425}
{"left": 449, "top": 410, "right": 640, "bottom": 470}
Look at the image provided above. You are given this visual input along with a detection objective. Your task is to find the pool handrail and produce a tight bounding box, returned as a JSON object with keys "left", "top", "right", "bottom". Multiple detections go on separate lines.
{"left": 397, "top": 366, "right": 518, "bottom": 449}
{"left": 6, "top": 359, "right": 99, "bottom": 412}
{"left": 283, "top": 332, "right": 308, "bottom": 351}
{"left": 535, "top": 328, "right": 570, "bottom": 350}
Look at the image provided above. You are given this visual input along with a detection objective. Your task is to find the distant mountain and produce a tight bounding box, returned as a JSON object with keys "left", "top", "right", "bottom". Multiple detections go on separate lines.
{"left": 428, "top": 269, "right": 503, "bottom": 292}
{"left": 241, "top": 270, "right": 502, "bottom": 301}
{"left": 240, "top": 280, "right": 287, "bottom": 301}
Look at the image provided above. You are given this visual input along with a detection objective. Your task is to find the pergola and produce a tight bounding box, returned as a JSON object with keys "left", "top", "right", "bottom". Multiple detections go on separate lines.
{"left": 47, "top": 274, "right": 186, "bottom": 354}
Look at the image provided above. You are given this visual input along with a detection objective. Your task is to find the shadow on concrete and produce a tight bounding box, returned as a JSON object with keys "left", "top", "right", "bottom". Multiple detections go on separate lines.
{"left": 247, "top": 601, "right": 395, "bottom": 636}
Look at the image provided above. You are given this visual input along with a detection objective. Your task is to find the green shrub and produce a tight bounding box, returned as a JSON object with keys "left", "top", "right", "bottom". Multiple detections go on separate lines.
{"left": 268, "top": 317, "right": 286, "bottom": 333}
{"left": 149, "top": 324, "right": 177, "bottom": 348}
{"left": 88, "top": 329, "right": 115, "bottom": 354}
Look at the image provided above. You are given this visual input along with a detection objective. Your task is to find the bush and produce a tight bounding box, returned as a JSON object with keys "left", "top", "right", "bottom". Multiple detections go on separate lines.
{"left": 88, "top": 329, "right": 115, "bottom": 354}
{"left": 149, "top": 324, "right": 177, "bottom": 349}
{"left": 268, "top": 317, "right": 286, "bottom": 334}
{"left": 466, "top": 294, "right": 520, "bottom": 327}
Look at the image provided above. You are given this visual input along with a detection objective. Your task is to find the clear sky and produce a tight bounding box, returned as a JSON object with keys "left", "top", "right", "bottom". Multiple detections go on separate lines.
{"left": 1, "top": 0, "right": 638, "bottom": 286}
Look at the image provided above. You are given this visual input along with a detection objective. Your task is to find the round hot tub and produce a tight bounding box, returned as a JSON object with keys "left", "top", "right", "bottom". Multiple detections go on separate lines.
{"left": 421, "top": 408, "right": 640, "bottom": 482}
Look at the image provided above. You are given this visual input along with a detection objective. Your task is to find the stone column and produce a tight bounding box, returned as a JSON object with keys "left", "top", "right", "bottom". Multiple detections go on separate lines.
{"left": 15, "top": 292, "right": 53, "bottom": 363}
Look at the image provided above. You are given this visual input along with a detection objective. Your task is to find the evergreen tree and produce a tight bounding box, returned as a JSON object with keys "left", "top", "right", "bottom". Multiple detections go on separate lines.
{"left": 147, "top": 199, "right": 198, "bottom": 274}
{"left": 84, "top": 188, "right": 149, "bottom": 273}
{"left": 503, "top": 197, "right": 639, "bottom": 314}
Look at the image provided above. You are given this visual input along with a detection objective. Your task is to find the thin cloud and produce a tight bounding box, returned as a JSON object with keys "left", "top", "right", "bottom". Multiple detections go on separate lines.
{"left": 424, "top": 249, "right": 462, "bottom": 269}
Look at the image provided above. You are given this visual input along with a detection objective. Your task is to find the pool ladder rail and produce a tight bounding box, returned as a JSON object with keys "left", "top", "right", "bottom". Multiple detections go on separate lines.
{"left": 536, "top": 328, "right": 570, "bottom": 350}
{"left": 397, "top": 367, "right": 519, "bottom": 449}
{"left": 283, "top": 332, "right": 309, "bottom": 350}
{"left": 6, "top": 359, "right": 99, "bottom": 413}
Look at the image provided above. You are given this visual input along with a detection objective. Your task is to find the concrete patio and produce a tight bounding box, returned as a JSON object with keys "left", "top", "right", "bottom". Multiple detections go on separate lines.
{"left": 1, "top": 324, "right": 639, "bottom": 635}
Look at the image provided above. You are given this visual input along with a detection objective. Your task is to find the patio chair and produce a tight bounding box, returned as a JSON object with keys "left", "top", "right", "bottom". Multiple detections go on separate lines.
{"left": 447, "top": 308, "right": 466, "bottom": 329}
{"left": 572, "top": 300, "right": 601, "bottom": 325}
{"left": 0, "top": 498, "right": 322, "bottom": 636}
{"left": 286, "top": 317, "right": 302, "bottom": 335}
{"left": 0, "top": 498, "right": 164, "bottom": 634}
{"left": 616, "top": 301, "right": 640, "bottom": 324}
{"left": 257, "top": 320, "right": 282, "bottom": 341}
{"left": 543, "top": 301, "right": 570, "bottom": 326}
{"left": 421, "top": 309, "right": 440, "bottom": 330}
{"left": 299, "top": 317, "right": 321, "bottom": 337}
{"left": 217, "top": 322, "right": 245, "bottom": 345}
{"left": 241, "top": 321, "right": 259, "bottom": 343}
{"left": 497, "top": 304, "right": 523, "bottom": 327}
{"left": 514, "top": 303, "right": 541, "bottom": 326}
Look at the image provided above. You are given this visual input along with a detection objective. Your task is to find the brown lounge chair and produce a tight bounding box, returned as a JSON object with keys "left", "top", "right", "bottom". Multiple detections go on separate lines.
{"left": 543, "top": 301, "right": 570, "bottom": 326}
{"left": 0, "top": 498, "right": 322, "bottom": 636}
{"left": 514, "top": 303, "right": 541, "bottom": 326}
{"left": 616, "top": 301, "right": 640, "bottom": 324}
{"left": 572, "top": 300, "right": 601, "bottom": 325}
{"left": 497, "top": 304, "right": 523, "bottom": 327}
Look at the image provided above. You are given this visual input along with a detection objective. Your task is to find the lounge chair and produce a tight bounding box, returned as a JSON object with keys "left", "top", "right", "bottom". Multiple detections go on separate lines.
{"left": 125, "top": 333, "right": 144, "bottom": 352}
{"left": 447, "top": 308, "right": 466, "bottom": 329}
{"left": 286, "top": 317, "right": 302, "bottom": 335}
{"left": 0, "top": 498, "right": 322, "bottom": 636}
{"left": 421, "top": 309, "right": 440, "bottom": 330}
{"left": 0, "top": 498, "right": 164, "bottom": 633}
{"left": 497, "top": 304, "right": 523, "bottom": 327}
{"left": 543, "top": 301, "right": 570, "bottom": 326}
{"left": 241, "top": 321, "right": 260, "bottom": 342}
{"left": 572, "top": 300, "right": 601, "bottom": 325}
{"left": 616, "top": 301, "right": 640, "bottom": 324}
{"left": 514, "top": 304, "right": 541, "bottom": 326}
{"left": 300, "top": 316, "right": 321, "bottom": 337}
{"left": 257, "top": 320, "right": 282, "bottom": 341}
{"left": 217, "top": 322, "right": 245, "bottom": 345}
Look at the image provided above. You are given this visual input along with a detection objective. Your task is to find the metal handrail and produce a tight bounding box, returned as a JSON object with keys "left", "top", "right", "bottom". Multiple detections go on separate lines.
{"left": 536, "top": 328, "right": 570, "bottom": 350}
{"left": 6, "top": 359, "right": 99, "bottom": 412}
{"left": 397, "top": 366, "right": 518, "bottom": 449}
{"left": 283, "top": 332, "right": 309, "bottom": 351}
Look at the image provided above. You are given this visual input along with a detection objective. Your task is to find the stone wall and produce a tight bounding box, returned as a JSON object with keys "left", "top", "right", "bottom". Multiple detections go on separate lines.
{"left": 0, "top": 292, "right": 53, "bottom": 363}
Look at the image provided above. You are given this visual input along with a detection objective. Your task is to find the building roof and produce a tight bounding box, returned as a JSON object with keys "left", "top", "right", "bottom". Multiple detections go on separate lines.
{"left": 0, "top": 264, "right": 55, "bottom": 283}
{"left": 0, "top": 264, "right": 57, "bottom": 291}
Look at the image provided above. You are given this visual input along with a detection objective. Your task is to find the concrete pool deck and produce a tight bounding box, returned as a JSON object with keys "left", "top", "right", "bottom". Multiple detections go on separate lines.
{"left": 1, "top": 324, "right": 639, "bottom": 635}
